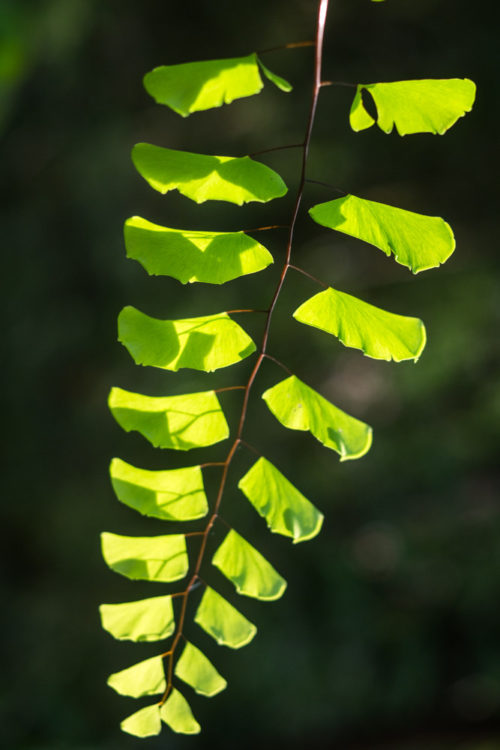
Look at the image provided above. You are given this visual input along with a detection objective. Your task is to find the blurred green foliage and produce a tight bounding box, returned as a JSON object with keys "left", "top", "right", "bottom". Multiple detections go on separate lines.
{"left": 1, "top": 0, "right": 499, "bottom": 748}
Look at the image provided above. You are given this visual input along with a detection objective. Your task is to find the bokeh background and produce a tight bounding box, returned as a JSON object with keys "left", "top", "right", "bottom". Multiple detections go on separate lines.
{"left": 2, "top": 0, "right": 499, "bottom": 748}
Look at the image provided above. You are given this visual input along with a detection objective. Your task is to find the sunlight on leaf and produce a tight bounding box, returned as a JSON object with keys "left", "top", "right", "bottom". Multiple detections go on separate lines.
{"left": 108, "top": 387, "right": 229, "bottom": 450}
{"left": 238, "top": 457, "right": 323, "bottom": 543}
{"left": 109, "top": 458, "right": 208, "bottom": 521}
{"left": 108, "top": 656, "right": 166, "bottom": 698}
{"left": 160, "top": 688, "right": 201, "bottom": 734}
{"left": 350, "top": 79, "right": 476, "bottom": 135}
{"left": 293, "top": 287, "right": 426, "bottom": 362}
{"left": 118, "top": 306, "right": 256, "bottom": 372}
{"left": 212, "top": 529, "right": 287, "bottom": 601}
{"left": 262, "top": 375, "right": 372, "bottom": 461}
{"left": 101, "top": 532, "right": 188, "bottom": 583}
{"left": 132, "top": 143, "right": 288, "bottom": 204}
{"left": 309, "top": 194, "right": 455, "bottom": 273}
{"left": 257, "top": 58, "right": 293, "bottom": 92}
{"left": 175, "top": 641, "right": 227, "bottom": 697}
{"left": 124, "top": 216, "right": 273, "bottom": 284}
{"left": 194, "top": 586, "right": 257, "bottom": 648}
{"left": 121, "top": 704, "right": 161, "bottom": 738}
{"left": 99, "top": 594, "right": 175, "bottom": 642}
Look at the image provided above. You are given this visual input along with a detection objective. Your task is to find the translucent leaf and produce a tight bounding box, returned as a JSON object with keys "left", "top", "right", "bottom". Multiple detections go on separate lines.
{"left": 132, "top": 143, "right": 288, "bottom": 205}
{"left": 108, "top": 656, "right": 165, "bottom": 698}
{"left": 309, "top": 194, "right": 455, "bottom": 273}
{"left": 118, "top": 306, "right": 256, "bottom": 373}
{"left": 121, "top": 704, "right": 161, "bottom": 738}
{"left": 212, "top": 529, "right": 287, "bottom": 601}
{"left": 350, "top": 79, "right": 476, "bottom": 135}
{"left": 101, "top": 532, "right": 188, "bottom": 583}
{"left": 238, "top": 457, "right": 323, "bottom": 543}
{"left": 99, "top": 594, "right": 175, "bottom": 642}
{"left": 175, "top": 641, "right": 227, "bottom": 697}
{"left": 143, "top": 54, "right": 264, "bottom": 117}
{"left": 293, "top": 287, "right": 426, "bottom": 362}
{"left": 124, "top": 216, "right": 273, "bottom": 285}
{"left": 108, "top": 387, "right": 229, "bottom": 450}
{"left": 160, "top": 688, "right": 201, "bottom": 735}
{"left": 262, "top": 375, "right": 372, "bottom": 461}
{"left": 194, "top": 586, "right": 257, "bottom": 649}
{"left": 110, "top": 458, "right": 208, "bottom": 521}
{"left": 257, "top": 58, "right": 292, "bottom": 92}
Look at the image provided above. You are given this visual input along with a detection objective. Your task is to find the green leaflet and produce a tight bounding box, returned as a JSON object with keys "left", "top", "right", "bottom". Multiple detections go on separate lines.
{"left": 309, "top": 194, "right": 455, "bottom": 273}
{"left": 121, "top": 704, "right": 161, "bottom": 738}
{"left": 194, "top": 586, "right": 257, "bottom": 649}
{"left": 293, "top": 287, "right": 427, "bottom": 362}
{"left": 99, "top": 594, "right": 175, "bottom": 642}
{"left": 350, "top": 79, "right": 476, "bottom": 135}
{"left": 238, "top": 457, "right": 323, "bottom": 543}
{"left": 108, "top": 655, "right": 166, "bottom": 698}
{"left": 109, "top": 458, "right": 208, "bottom": 521}
{"left": 132, "top": 143, "right": 288, "bottom": 205}
{"left": 258, "top": 59, "right": 293, "bottom": 92}
{"left": 124, "top": 216, "right": 274, "bottom": 285}
{"left": 143, "top": 53, "right": 291, "bottom": 117}
{"left": 262, "top": 375, "right": 372, "bottom": 461}
{"left": 108, "top": 387, "right": 229, "bottom": 450}
{"left": 175, "top": 641, "right": 227, "bottom": 697}
{"left": 212, "top": 529, "right": 287, "bottom": 601}
{"left": 160, "top": 688, "right": 201, "bottom": 734}
{"left": 101, "top": 532, "right": 188, "bottom": 583}
{"left": 118, "top": 306, "right": 256, "bottom": 372}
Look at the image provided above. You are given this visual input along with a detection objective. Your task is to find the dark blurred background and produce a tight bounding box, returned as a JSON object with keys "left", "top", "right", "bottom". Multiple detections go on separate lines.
{"left": 2, "top": 0, "right": 499, "bottom": 748}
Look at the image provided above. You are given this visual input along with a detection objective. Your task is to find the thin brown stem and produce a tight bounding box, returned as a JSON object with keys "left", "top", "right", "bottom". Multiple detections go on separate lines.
{"left": 321, "top": 80, "right": 356, "bottom": 88}
{"left": 289, "top": 264, "right": 329, "bottom": 289}
{"left": 160, "top": 0, "right": 330, "bottom": 705}
{"left": 305, "top": 177, "right": 346, "bottom": 194}
{"left": 214, "top": 385, "right": 246, "bottom": 393}
{"left": 199, "top": 461, "right": 225, "bottom": 468}
{"left": 249, "top": 143, "right": 304, "bottom": 157}
{"left": 226, "top": 309, "right": 268, "bottom": 314}
{"left": 263, "top": 353, "right": 293, "bottom": 376}
{"left": 258, "top": 40, "right": 315, "bottom": 55}
{"left": 242, "top": 224, "right": 289, "bottom": 233}
{"left": 239, "top": 439, "right": 263, "bottom": 458}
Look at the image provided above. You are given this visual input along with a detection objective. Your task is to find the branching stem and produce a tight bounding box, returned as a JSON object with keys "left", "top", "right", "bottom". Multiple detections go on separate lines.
{"left": 160, "top": 0, "right": 330, "bottom": 705}
{"left": 289, "top": 264, "right": 329, "bottom": 289}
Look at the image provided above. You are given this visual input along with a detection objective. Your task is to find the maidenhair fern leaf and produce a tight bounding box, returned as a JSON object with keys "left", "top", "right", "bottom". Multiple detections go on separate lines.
{"left": 99, "top": 594, "right": 175, "bottom": 642}
{"left": 175, "top": 641, "right": 227, "bottom": 697}
{"left": 107, "top": 656, "right": 166, "bottom": 698}
{"left": 132, "top": 144, "right": 288, "bottom": 205}
{"left": 309, "top": 194, "right": 455, "bottom": 273}
{"left": 118, "top": 306, "right": 256, "bottom": 372}
{"left": 100, "top": 532, "right": 188, "bottom": 583}
{"left": 194, "top": 586, "right": 257, "bottom": 648}
{"left": 238, "top": 457, "right": 323, "bottom": 543}
{"left": 124, "top": 217, "right": 273, "bottom": 285}
{"left": 262, "top": 375, "right": 372, "bottom": 461}
{"left": 350, "top": 79, "right": 476, "bottom": 135}
{"left": 121, "top": 704, "right": 162, "bottom": 738}
{"left": 109, "top": 458, "right": 208, "bottom": 521}
{"left": 108, "top": 388, "right": 229, "bottom": 450}
{"left": 212, "top": 529, "right": 287, "bottom": 601}
{"left": 293, "top": 287, "right": 427, "bottom": 362}
{"left": 160, "top": 688, "right": 201, "bottom": 734}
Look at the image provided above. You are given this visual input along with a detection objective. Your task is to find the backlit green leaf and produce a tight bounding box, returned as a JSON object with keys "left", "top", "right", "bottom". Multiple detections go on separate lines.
{"left": 238, "top": 457, "right": 323, "bottom": 543}
{"left": 108, "top": 387, "right": 229, "bottom": 450}
{"left": 309, "top": 194, "right": 455, "bottom": 273}
{"left": 194, "top": 586, "right": 257, "bottom": 649}
{"left": 262, "top": 375, "right": 372, "bottom": 461}
{"left": 212, "top": 529, "right": 287, "bottom": 601}
{"left": 109, "top": 458, "right": 208, "bottom": 521}
{"left": 293, "top": 287, "right": 426, "bottom": 362}
{"left": 175, "top": 641, "right": 227, "bottom": 697}
{"left": 257, "top": 59, "right": 293, "bottom": 92}
{"left": 124, "top": 216, "right": 273, "bottom": 285}
{"left": 160, "top": 688, "right": 201, "bottom": 735}
{"left": 132, "top": 143, "right": 288, "bottom": 205}
{"left": 121, "top": 704, "right": 161, "bottom": 738}
{"left": 108, "top": 656, "right": 165, "bottom": 698}
{"left": 101, "top": 532, "right": 188, "bottom": 583}
{"left": 118, "top": 306, "right": 256, "bottom": 372}
{"left": 99, "top": 594, "right": 175, "bottom": 642}
{"left": 350, "top": 79, "right": 476, "bottom": 135}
